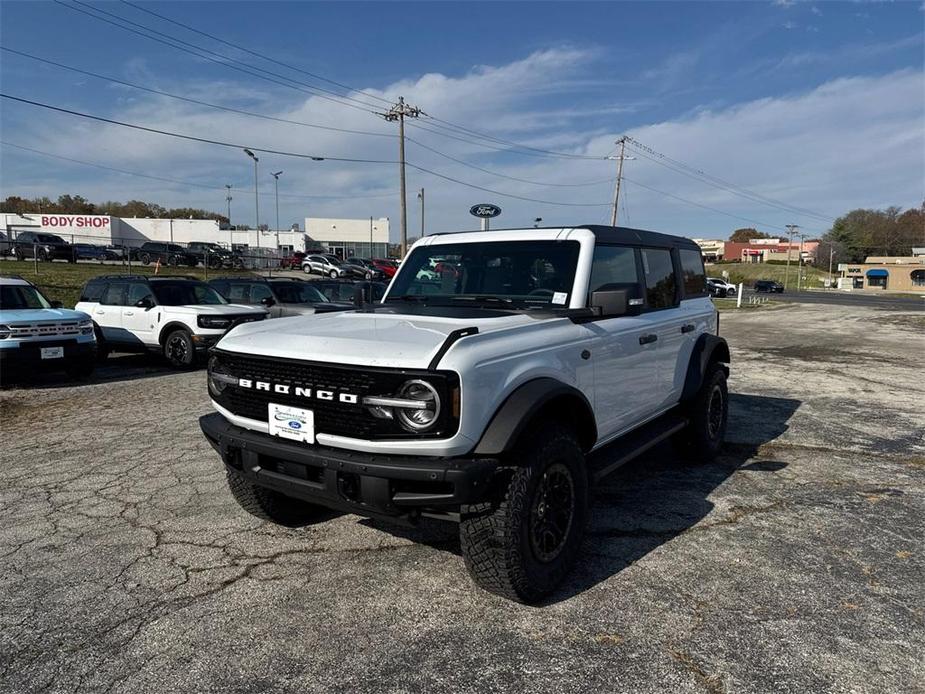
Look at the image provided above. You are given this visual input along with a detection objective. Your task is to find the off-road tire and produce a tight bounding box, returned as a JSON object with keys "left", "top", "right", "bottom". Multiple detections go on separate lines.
{"left": 163, "top": 329, "right": 196, "bottom": 368}
{"left": 226, "top": 470, "right": 324, "bottom": 526}
{"left": 460, "top": 423, "right": 588, "bottom": 603}
{"left": 676, "top": 362, "right": 728, "bottom": 464}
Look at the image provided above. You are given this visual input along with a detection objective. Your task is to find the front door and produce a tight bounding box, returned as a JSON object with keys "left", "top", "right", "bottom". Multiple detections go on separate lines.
{"left": 95, "top": 281, "right": 127, "bottom": 342}
{"left": 122, "top": 282, "right": 158, "bottom": 346}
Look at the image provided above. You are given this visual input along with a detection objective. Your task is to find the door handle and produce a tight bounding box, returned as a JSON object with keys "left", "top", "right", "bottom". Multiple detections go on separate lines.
{"left": 681, "top": 323, "right": 696, "bottom": 333}
{"left": 639, "top": 334, "right": 658, "bottom": 345}
{"left": 124, "top": 311, "right": 134, "bottom": 316}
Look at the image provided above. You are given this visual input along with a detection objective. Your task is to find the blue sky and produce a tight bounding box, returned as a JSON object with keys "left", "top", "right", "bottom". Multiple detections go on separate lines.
{"left": 0, "top": 1, "right": 922, "bottom": 240}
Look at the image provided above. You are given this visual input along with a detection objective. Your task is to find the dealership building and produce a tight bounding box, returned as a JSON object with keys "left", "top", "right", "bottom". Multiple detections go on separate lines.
{"left": 839, "top": 254, "right": 925, "bottom": 291}
{"left": 1, "top": 213, "right": 391, "bottom": 258}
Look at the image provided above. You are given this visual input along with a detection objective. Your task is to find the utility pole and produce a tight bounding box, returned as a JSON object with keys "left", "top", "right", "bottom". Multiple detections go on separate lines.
{"left": 784, "top": 224, "right": 800, "bottom": 290}
{"left": 608, "top": 137, "right": 635, "bottom": 227}
{"left": 380, "top": 96, "right": 421, "bottom": 257}
{"left": 271, "top": 171, "right": 283, "bottom": 246}
{"left": 828, "top": 245, "right": 835, "bottom": 288}
{"left": 418, "top": 188, "right": 424, "bottom": 238}
{"left": 369, "top": 216, "right": 374, "bottom": 257}
{"left": 244, "top": 149, "right": 259, "bottom": 250}
{"left": 225, "top": 184, "right": 233, "bottom": 249}
{"left": 796, "top": 233, "right": 806, "bottom": 291}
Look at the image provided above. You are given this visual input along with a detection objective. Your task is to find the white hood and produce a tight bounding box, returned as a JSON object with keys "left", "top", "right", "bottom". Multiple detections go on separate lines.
{"left": 216, "top": 310, "right": 534, "bottom": 368}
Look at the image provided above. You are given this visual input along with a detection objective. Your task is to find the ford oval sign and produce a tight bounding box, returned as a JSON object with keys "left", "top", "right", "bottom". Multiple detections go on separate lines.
{"left": 469, "top": 203, "right": 502, "bottom": 219}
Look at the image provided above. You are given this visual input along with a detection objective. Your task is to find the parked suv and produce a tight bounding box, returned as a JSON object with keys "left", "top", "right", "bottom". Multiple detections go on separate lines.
{"left": 12, "top": 232, "right": 75, "bottom": 263}
{"left": 0, "top": 275, "right": 96, "bottom": 380}
{"left": 200, "top": 225, "right": 730, "bottom": 602}
{"left": 342, "top": 257, "right": 385, "bottom": 280}
{"left": 208, "top": 276, "right": 354, "bottom": 318}
{"left": 132, "top": 242, "right": 199, "bottom": 268}
{"left": 300, "top": 254, "right": 349, "bottom": 278}
{"left": 188, "top": 241, "right": 241, "bottom": 269}
{"left": 76, "top": 275, "right": 267, "bottom": 367}
{"left": 707, "top": 277, "right": 736, "bottom": 296}
{"left": 754, "top": 279, "right": 784, "bottom": 293}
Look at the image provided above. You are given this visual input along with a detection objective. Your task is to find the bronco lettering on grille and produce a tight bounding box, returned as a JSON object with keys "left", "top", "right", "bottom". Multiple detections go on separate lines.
{"left": 237, "top": 378, "right": 358, "bottom": 404}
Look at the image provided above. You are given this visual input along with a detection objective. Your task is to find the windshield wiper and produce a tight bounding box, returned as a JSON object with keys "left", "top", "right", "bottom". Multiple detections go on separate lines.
{"left": 387, "top": 294, "right": 430, "bottom": 302}
{"left": 449, "top": 295, "right": 513, "bottom": 304}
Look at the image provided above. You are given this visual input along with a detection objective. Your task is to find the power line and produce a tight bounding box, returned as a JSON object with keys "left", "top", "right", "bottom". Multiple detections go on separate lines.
{"left": 118, "top": 0, "right": 394, "bottom": 107}
{"left": 625, "top": 137, "right": 834, "bottom": 223}
{"left": 0, "top": 141, "right": 395, "bottom": 200}
{"left": 0, "top": 93, "right": 397, "bottom": 164}
{"left": 0, "top": 46, "right": 396, "bottom": 139}
{"left": 54, "top": 1, "right": 383, "bottom": 115}
{"left": 406, "top": 136, "right": 615, "bottom": 187}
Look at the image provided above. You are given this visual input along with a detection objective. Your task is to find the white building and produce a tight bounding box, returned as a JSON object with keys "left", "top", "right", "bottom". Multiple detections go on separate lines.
{"left": 305, "top": 217, "right": 390, "bottom": 258}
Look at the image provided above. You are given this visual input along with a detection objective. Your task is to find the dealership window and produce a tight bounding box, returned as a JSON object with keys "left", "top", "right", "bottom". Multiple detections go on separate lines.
{"left": 640, "top": 248, "right": 678, "bottom": 309}
{"left": 911, "top": 270, "right": 925, "bottom": 287}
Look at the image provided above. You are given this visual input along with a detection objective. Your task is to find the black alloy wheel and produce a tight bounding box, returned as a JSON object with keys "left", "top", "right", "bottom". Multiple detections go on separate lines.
{"left": 528, "top": 463, "right": 576, "bottom": 563}
{"left": 164, "top": 329, "right": 195, "bottom": 368}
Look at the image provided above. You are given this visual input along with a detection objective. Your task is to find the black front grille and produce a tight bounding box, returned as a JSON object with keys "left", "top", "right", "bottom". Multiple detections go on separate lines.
{"left": 211, "top": 350, "right": 458, "bottom": 439}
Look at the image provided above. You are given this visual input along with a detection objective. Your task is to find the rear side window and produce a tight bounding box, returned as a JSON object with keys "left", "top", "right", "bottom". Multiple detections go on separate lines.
{"left": 127, "top": 283, "right": 153, "bottom": 305}
{"left": 678, "top": 248, "right": 707, "bottom": 297}
{"left": 80, "top": 280, "right": 106, "bottom": 302}
{"left": 588, "top": 245, "right": 639, "bottom": 297}
{"left": 101, "top": 282, "right": 127, "bottom": 306}
{"left": 640, "top": 248, "right": 677, "bottom": 309}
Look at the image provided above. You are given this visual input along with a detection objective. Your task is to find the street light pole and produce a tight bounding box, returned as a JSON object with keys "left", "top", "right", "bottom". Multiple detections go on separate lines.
{"left": 243, "top": 149, "right": 259, "bottom": 252}
{"left": 796, "top": 233, "right": 806, "bottom": 291}
{"left": 828, "top": 245, "right": 835, "bottom": 288}
{"left": 784, "top": 224, "right": 800, "bottom": 291}
{"left": 225, "top": 184, "right": 233, "bottom": 249}
{"left": 369, "top": 216, "right": 374, "bottom": 257}
{"left": 418, "top": 188, "right": 424, "bottom": 238}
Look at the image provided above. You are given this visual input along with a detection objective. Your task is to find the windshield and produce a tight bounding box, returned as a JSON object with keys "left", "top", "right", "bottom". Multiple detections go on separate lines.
{"left": 1, "top": 284, "right": 52, "bottom": 309}
{"left": 387, "top": 240, "right": 580, "bottom": 307}
{"left": 151, "top": 281, "right": 227, "bottom": 306}
{"left": 271, "top": 282, "right": 327, "bottom": 304}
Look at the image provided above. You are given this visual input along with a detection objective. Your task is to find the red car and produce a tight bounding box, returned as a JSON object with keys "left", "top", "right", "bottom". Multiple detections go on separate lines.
{"left": 372, "top": 258, "right": 399, "bottom": 278}
{"left": 278, "top": 251, "right": 306, "bottom": 269}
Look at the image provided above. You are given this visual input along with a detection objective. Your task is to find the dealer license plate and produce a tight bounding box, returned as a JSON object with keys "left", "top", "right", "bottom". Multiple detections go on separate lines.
{"left": 269, "top": 403, "right": 315, "bottom": 444}
{"left": 41, "top": 347, "right": 64, "bottom": 360}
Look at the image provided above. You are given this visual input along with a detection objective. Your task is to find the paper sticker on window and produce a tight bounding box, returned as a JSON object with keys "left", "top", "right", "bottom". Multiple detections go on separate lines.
{"left": 552, "top": 291, "right": 568, "bottom": 305}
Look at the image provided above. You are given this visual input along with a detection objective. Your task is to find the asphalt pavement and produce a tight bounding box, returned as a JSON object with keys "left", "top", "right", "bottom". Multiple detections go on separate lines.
{"left": 741, "top": 287, "right": 925, "bottom": 310}
{"left": 1, "top": 303, "right": 923, "bottom": 693}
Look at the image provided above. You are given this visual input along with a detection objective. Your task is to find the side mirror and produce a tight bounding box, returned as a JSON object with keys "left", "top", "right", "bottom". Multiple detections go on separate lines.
{"left": 50, "top": 300, "right": 63, "bottom": 308}
{"left": 136, "top": 297, "right": 154, "bottom": 309}
{"left": 260, "top": 296, "right": 276, "bottom": 307}
{"left": 590, "top": 284, "right": 644, "bottom": 317}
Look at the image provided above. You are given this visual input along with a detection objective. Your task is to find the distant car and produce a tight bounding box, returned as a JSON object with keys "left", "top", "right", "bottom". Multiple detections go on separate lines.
{"left": 707, "top": 277, "right": 736, "bottom": 295}
{"left": 342, "top": 257, "right": 385, "bottom": 280}
{"left": 188, "top": 241, "right": 240, "bottom": 269}
{"left": 0, "top": 275, "right": 96, "bottom": 381}
{"left": 73, "top": 243, "right": 118, "bottom": 263}
{"left": 706, "top": 279, "right": 728, "bottom": 298}
{"left": 132, "top": 242, "right": 199, "bottom": 267}
{"left": 0, "top": 231, "right": 12, "bottom": 256}
{"left": 312, "top": 279, "right": 387, "bottom": 304}
{"left": 372, "top": 258, "right": 399, "bottom": 278}
{"left": 208, "top": 276, "right": 353, "bottom": 318}
{"left": 301, "top": 254, "right": 349, "bottom": 278}
{"left": 11, "top": 232, "right": 75, "bottom": 263}
{"left": 754, "top": 280, "right": 784, "bottom": 293}
{"left": 278, "top": 251, "right": 307, "bottom": 269}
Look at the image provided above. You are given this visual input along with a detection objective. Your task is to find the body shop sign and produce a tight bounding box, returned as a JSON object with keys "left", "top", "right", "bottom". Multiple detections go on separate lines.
{"left": 41, "top": 215, "right": 111, "bottom": 231}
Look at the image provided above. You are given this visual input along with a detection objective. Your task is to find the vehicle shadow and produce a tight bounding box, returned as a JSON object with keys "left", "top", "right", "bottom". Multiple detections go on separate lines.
{"left": 2, "top": 352, "right": 202, "bottom": 390}
{"left": 368, "top": 393, "right": 801, "bottom": 604}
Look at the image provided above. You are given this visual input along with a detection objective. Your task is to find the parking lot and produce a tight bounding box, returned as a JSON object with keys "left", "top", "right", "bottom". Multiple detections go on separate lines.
{"left": 1, "top": 302, "right": 923, "bottom": 694}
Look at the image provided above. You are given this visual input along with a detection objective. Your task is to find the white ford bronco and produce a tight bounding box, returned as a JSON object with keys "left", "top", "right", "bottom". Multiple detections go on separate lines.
{"left": 200, "top": 226, "right": 730, "bottom": 602}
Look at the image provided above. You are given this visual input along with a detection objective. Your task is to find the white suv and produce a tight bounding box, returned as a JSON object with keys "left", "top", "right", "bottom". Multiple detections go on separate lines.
{"left": 76, "top": 275, "right": 266, "bottom": 368}
{"left": 200, "top": 226, "right": 730, "bottom": 601}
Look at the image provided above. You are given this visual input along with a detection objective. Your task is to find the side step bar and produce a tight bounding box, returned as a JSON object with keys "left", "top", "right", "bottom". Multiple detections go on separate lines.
{"left": 590, "top": 412, "right": 688, "bottom": 483}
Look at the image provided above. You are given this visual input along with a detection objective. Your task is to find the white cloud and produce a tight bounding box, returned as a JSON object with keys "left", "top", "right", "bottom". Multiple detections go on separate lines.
{"left": 2, "top": 50, "right": 922, "bottom": 239}
{"left": 811, "top": 6, "right": 823, "bottom": 16}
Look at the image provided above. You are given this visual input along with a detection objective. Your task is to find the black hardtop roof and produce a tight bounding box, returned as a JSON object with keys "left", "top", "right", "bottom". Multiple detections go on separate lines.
{"left": 207, "top": 275, "right": 307, "bottom": 283}
{"left": 427, "top": 224, "right": 700, "bottom": 251}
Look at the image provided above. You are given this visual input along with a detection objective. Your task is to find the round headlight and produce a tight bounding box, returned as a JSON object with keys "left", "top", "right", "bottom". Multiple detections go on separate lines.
{"left": 0, "top": 324, "right": 10, "bottom": 340}
{"left": 207, "top": 356, "right": 236, "bottom": 396}
{"left": 395, "top": 379, "right": 441, "bottom": 432}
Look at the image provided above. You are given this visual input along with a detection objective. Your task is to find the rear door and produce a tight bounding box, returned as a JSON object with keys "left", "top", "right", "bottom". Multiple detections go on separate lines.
{"left": 587, "top": 244, "right": 659, "bottom": 439}
{"left": 638, "top": 247, "right": 685, "bottom": 412}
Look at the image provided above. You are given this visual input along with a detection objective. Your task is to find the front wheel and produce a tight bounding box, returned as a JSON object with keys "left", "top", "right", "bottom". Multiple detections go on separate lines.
{"left": 675, "top": 363, "right": 728, "bottom": 464}
{"left": 226, "top": 470, "right": 325, "bottom": 526}
{"left": 460, "top": 423, "right": 588, "bottom": 603}
{"left": 140, "top": 253, "right": 151, "bottom": 265}
{"left": 163, "top": 329, "right": 196, "bottom": 368}
{"left": 328, "top": 269, "right": 338, "bottom": 278}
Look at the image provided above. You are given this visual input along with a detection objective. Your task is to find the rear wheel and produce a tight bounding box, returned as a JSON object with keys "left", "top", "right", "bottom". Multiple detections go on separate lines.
{"left": 163, "top": 329, "right": 195, "bottom": 368}
{"left": 302, "top": 264, "right": 312, "bottom": 275}
{"left": 460, "top": 423, "right": 588, "bottom": 603}
{"left": 226, "top": 470, "right": 325, "bottom": 526}
{"left": 676, "top": 362, "right": 728, "bottom": 463}
{"left": 13, "top": 247, "right": 24, "bottom": 261}
{"left": 140, "top": 253, "right": 151, "bottom": 265}
{"left": 168, "top": 254, "right": 180, "bottom": 267}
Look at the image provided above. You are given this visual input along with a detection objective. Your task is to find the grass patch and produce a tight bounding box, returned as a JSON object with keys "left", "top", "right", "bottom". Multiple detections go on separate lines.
{"left": 0, "top": 259, "right": 259, "bottom": 308}
{"left": 707, "top": 262, "right": 830, "bottom": 289}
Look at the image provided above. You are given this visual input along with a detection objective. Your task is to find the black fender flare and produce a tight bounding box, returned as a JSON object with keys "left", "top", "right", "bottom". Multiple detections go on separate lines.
{"left": 473, "top": 378, "right": 597, "bottom": 456}
{"left": 158, "top": 321, "right": 192, "bottom": 346}
{"left": 680, "top": 334, "right": 731, "bottom": 402}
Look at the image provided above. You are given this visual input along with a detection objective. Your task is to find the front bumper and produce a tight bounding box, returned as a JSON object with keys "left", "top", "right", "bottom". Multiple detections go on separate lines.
{"left": 0, "top": 339, "right": 96, "bottom": 366}
{"left": 200, "top": 412, "right": 499, "bottom": 520}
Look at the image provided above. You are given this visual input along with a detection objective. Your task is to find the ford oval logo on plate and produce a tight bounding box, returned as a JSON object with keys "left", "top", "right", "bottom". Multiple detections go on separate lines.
{"left": 469, "top": 203, "right": 502, "bottom": 218}
{"left": 288, "top": 421, "right": 302, "bottom": 429}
